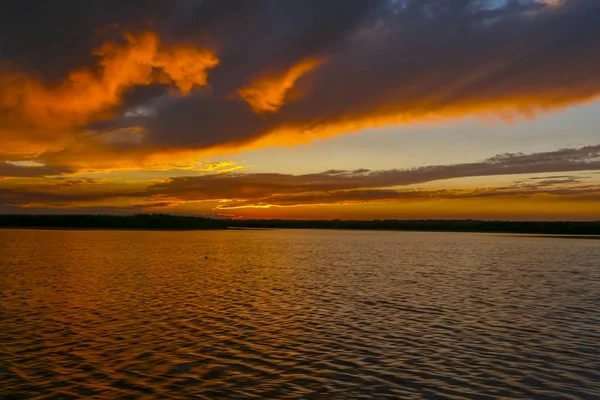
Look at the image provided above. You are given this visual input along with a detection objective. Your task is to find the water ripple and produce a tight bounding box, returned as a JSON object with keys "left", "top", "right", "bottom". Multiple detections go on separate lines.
{"left": 1, "top": 229, "right": 600, "bottom": 398}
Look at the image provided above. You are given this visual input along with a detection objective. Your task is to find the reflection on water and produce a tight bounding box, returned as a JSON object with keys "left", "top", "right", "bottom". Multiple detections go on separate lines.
{"left": 1, "top": 229, "right": 600, "bottom": 399}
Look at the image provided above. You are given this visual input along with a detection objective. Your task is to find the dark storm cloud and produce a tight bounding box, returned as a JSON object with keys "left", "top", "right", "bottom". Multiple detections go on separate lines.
{"left": 83, "top": 0, "right": 600, "bottom": 154}
{"left": 185, "top": 0, "right": 388, "bottom": 92}
{"left": 2, "top": 0, "right": 600, "bottom": 164}
{"left": 0, "top": 0, "right": 384, "bottom": 92}
{"left": 0, "top": 0, "right": 171, "bottom": 82}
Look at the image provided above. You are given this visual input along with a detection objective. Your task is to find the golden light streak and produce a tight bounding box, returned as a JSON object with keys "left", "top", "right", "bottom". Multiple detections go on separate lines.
{"left": 218, "top": 195, "right": 600, "bottom": 221}
{"left": 233, "top": 92, "right": 600, "bottom": 155}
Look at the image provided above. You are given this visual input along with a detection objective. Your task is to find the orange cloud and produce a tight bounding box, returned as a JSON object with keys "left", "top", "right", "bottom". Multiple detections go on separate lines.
{"left": 238, "top": 58, "right": 323, "bottom": 113}
{"left": 151, "top": 44, "right": 219, "bottom": 94}
{"left": 0, "top": 31, "right": 218, "bottom": 142}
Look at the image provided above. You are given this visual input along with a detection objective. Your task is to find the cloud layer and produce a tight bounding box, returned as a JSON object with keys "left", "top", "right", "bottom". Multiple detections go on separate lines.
{"left": 1, "top": 0, "right": 600, "bottom": 168}
{"left": 1, "top": 145, "right": 599, "bottom": 218}
{"left": 145, "top": 144, "right": 600, "bottom": 207}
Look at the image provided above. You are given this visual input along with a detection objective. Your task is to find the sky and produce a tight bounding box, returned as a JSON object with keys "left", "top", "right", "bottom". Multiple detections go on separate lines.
{"left": 0, "top": 0, "right": 599, "bottom": 220}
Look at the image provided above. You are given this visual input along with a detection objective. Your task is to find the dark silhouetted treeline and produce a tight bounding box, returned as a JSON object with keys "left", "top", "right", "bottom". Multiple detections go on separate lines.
{"left": 0, "top": 214, "right": 228, "bottom": 230}
{"left": 1, "top": 214, "right": 599, "bottom": 235}
{"left": 229, "top": 219, "right": 600, "bottom": 235}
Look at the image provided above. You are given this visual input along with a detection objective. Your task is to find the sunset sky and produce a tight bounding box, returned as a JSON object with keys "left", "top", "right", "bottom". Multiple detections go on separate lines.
{"left": 1, "top": 0, "right": 599, "bottom": 220}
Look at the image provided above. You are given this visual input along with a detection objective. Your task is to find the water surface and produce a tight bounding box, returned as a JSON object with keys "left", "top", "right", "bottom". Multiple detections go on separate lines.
{"left": 1, "top": 229, "right": 600, "bottom": 399}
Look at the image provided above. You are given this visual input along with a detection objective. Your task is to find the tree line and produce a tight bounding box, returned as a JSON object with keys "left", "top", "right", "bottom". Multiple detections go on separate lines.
{"left": 1, "top": 214, "right": 599, "bottom": 235}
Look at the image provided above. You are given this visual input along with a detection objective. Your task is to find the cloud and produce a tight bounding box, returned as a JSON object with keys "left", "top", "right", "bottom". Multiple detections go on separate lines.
{"left": 3, "top": 144, "right": 598, "bottom": 214}
{"left": 0, "top": 31, "right": 218, "bottom": 156}
{"left": 239, "top": 58, "right": 323, "bottom": 113}
{"left": 511, "top": 175, "right": 586, "bottom": 189}
{"left": 0, "top": 162, "right": 73, "bottom": 178}
{"left": 2, "top": 0, "right": 599, "bottom": 167}
{"left": 213, "top": 185, "right": 600, "bottom": 210}
{"left": 1, "top": 31, "right": 218, "bottom": 126}
{"left": 124, "top": 0, "right": 600, "bottom": 155}
{"left": 138, "top": 145, "right": 600, "bottom": 208}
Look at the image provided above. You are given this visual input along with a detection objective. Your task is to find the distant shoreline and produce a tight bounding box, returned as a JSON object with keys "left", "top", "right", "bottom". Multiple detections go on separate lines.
{"left": 2, "top": 226, "right": 599, "bottom": 239}
{"left": 1, "top": 214, "right": 599, "bottom": 236}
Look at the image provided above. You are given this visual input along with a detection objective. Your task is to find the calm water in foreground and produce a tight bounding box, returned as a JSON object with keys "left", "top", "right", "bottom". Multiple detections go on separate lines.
{"left": 1, "top": 229, "right": 600, "bottom": 399}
